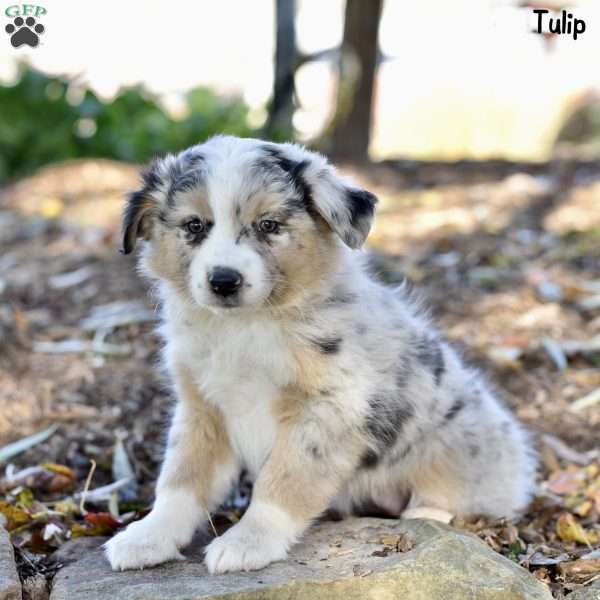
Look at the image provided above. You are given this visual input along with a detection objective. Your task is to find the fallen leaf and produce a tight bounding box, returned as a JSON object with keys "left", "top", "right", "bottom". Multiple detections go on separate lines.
{"left": 71, "top": 512, "right": 124, "bottom": 537}
{"left": 587, "top": 487, "right": 600, "bottom": 513}
{"left": 48, "top": 475, "right": 76, "bottom": 493}
{"left": 375, "top": 533, "right": 415, "bottom": 553}
{"left": 53, "top": 499, "right": 79, "bottom": 515}
{"left": 570, "top": 387, "right": 600, "bottom": 413}
{"left": 548, "top": 469, "right": 587, "bottom": 495}
{"left": 41, "top": 464, "right": 76, "bottom": 480}
{"left": 527, "top": 551, "right": 571, "bottom": 567}
{"left": 488, "top": 346, "right": 523, "bottom": 367}
{"left": 396, "top": 535, "right": 416, "bottom": 553}
{"left": 558, "top": 558, "right": 600, "bottom": 583}
{"left": 541, "top": 337, "right": 568, "bottom": 371}
{"left": 0, "top": 501, "right": 32, "bottom": 530}
{"left": 532, "top": 567, "right": 552, "bottom": 584}
{"left": 85, "top": 511, "right": 122, "bottom": 527}
{"left": 574, "top": 500, "right": 593, "bottom": 517}
{"left": 16, "top": 488, "right": 35, "bottom": 509}
{"left": 352, "top": 563, "right": 372, "bottom": 577}
{"left": 371, "top": 548, "right": 391, "bottom": 558}
{"left": 380, "top": 534, "right": 402, "bottom": 546}
{"left": 556, "top": 512, "right": 598, "bottom": 546}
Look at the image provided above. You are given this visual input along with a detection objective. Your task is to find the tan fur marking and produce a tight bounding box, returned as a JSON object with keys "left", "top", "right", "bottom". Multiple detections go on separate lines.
{"left": 288, "top": 344, "right": 330, "bottom": 396}
{"left": 157, "top": 364, "right": 233, "bottom": 508}
{"left": 269, "top": 220, "right": 339, "bottom": 308}
{"left": 258, "top": 389, "right": 363, "bottom": 523}
{"left": 144, "top": 227, "right": 190, "bottom": 297}
{"left": 253, "top": 431, "right": 362, "bottom": 523}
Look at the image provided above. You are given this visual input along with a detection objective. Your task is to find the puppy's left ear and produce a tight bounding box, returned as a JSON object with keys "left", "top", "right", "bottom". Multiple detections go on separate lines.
{"left": 121, "top": 159, "right": 166, "bottom": 254}
{"left": 271, "top": 144, "right": 378, "bottom": 249}
{"left": 121, "top": 190, "right": 156, "bottom": 254}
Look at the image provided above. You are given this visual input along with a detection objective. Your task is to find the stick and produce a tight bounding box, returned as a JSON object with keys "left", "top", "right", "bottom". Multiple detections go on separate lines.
{"left": 79, "top": 459, "right": 97, "bottom": 515}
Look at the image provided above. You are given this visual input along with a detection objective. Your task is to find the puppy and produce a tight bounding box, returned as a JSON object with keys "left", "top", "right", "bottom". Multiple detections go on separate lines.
{"left": 105, "top": 136, "right": 537, "bottom": 574}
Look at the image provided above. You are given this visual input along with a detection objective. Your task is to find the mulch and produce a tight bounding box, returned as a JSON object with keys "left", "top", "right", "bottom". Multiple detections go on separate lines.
{"left": 0, "top": 158, "right": 598, "bottom": 598}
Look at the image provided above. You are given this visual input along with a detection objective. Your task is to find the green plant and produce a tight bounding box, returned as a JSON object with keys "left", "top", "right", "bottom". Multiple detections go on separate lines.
{"left": 0, "top": 64, "right": 256, "bottom": 182}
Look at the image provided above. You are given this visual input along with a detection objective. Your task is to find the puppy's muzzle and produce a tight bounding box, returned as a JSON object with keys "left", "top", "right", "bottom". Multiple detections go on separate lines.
{"left": 208, "top": 267, "right": 243, "bottom": 297}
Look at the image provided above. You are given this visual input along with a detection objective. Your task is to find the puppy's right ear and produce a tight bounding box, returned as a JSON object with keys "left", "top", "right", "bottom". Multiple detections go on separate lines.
{"left": 121, "top": 161, "right": 164, "bottom": 255}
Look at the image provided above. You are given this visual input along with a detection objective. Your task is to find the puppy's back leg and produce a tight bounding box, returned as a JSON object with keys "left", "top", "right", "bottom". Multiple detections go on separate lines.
{"left": 401, "top": 395, "right": 537, "bottom": 521}
{"left": 105, "top": 364, "right": 238, "bottom": 571}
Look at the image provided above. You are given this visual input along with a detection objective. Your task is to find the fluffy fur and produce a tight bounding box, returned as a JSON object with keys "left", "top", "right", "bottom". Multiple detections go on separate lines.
{"left": 105, "top": 135, "right": 537, "bottom": 574}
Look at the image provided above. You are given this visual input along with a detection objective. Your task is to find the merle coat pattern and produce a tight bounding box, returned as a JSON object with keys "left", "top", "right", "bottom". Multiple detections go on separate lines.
{"left": 105, "top": 136, "right": 537, "bottom": 574}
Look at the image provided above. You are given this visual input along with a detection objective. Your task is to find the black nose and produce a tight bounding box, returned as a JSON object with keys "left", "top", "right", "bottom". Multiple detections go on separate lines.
{"left": 208, "top": 267, "right": 243, "bottom": 297}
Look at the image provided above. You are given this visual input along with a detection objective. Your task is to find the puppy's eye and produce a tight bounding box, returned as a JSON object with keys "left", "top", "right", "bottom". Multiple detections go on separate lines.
{"left": 257, "top": 220, "right": 280, "bottom": 234}
{"left": 184, "top": 219, "right": 205, "bottom": 235}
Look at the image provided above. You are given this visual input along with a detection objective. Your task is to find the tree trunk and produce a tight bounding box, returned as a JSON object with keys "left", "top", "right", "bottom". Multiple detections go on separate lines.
{"left": 329, "top": 0, "right": 383, "bottom": 162}
{"left": 265, "top": 0, "right": 297, "bottom": 139}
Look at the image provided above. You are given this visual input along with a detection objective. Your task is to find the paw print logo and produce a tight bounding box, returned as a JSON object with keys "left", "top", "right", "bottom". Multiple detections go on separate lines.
{"left": 5, "top": 16, "right": 45, "bottom": 48}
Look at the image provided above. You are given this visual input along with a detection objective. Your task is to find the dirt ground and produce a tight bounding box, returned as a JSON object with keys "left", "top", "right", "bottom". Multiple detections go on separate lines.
{"left": 0, "top": 157, "right": 599, "bottom": 598}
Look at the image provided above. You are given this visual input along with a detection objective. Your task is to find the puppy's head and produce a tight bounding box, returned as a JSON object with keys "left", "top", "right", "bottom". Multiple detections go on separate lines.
{"left": 122, "top": 136, "right": 377, "bottom": 311}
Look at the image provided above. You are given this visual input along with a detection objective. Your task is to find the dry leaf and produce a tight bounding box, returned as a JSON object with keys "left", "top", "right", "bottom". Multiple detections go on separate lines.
{"left": 548, "top": 469, "right": 587, "bottom": 495}
{"left": 380, "top": 534, "right": 402, "bottom": 546}
{"left": 41, "top": 464, "right": 76, "bottom": 479}
{"left": 0, "top": 501, "right": 32, "bottom": 530}
{"left": 72, "top": 512, "right": 123, "bottom": 537}
{"left": 53, "top": 499, "right": 79, "bottom": 515}
{"left": 556, "top": 512, "right": 598, "bottom": 546}
{"left": 573, "top": 500, "right": 593, "bottom": 517}
{"left": 376, "top": 533, "right": 415, "bottom": 553}
{"left": 532, "top": 567, "right": 552, "bottom": 584}
{"left": 558, "top": 558, "right": 600, "bottom": 583}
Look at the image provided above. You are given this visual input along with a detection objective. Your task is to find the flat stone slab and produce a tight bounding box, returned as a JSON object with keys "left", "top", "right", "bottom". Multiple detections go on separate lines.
{"left": 0, "top": 526, "right": 21, "bottom": 600}
{"left": 569, "top": 581, "right": 600, "bottom": 600}
{"left": 50, "top": 518, "right": 552, "bottom": 600}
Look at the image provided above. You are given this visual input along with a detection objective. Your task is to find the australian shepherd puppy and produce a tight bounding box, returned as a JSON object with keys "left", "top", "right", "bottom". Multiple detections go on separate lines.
{"left": 105, "top": 136, "right": 537, "bottom": 574}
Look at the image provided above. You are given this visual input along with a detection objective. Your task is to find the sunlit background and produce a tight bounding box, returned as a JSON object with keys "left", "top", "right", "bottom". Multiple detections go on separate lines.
{"left": 2, "top": 0, "right": 600, "bottom": 172}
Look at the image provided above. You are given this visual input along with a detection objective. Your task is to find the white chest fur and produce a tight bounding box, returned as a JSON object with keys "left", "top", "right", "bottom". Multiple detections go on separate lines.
{"left": 163, "top": 307, "right": 295, "bottom": 476}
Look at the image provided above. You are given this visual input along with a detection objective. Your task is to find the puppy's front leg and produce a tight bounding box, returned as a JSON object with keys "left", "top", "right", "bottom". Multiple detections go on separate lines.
{"left": 105, "top": 365, "right": 236, "bottom": 571}
{"left": 205, "top": 400, "right": 360, "bottom": 574}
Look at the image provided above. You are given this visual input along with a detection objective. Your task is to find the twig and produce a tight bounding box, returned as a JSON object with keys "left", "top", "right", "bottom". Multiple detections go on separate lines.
{"left": 73, "top": 477, "right": 133, "bottom": 503}
{"left": 583, "top": 572, "right": 600, "bottom": 587}
{"left": 0, "top": 466, "right": 47, "bottom": 491}
{"left": 0, "top": 424, "right": 59, "bottom": 464}
{"left": 541, "top": 434, "right": 600, "bottom": 464}
{"left": 205, "top": 509, "right": 218, "bottom": 539}
{"left": 48, "top": 266, "right": 96, "bottom": 289}
{"left": 541, "top": 338, "right": 567, "bottom": 371}
{"left": 79, "top": 300, "right": 157, "bottom": 331}
{"left": 578, "top": 295, "right": 600, "bottom": 311}
{"left": 79, "top": 459, "right": 97, "bottom": 515}
{"left": 33, "top": 337, "right": 131, "bottom": 356}
{"left": 569, "top": 387, "right": 600, "bottom": 413}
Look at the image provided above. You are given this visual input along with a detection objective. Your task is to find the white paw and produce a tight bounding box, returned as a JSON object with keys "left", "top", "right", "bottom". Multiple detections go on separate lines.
{"left": 204, "top": 520, "right": 289, "bottom": 574}
{"left": 104, "top": 517, "right": 184, "bottom": 571}
{"left": 402, "top": 506, "right": 454, "bottom": 524}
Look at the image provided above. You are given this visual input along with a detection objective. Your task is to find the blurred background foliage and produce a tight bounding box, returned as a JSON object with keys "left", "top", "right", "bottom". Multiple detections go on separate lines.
{"left": 0, "top": 65, "right": 255, "bottom": 182}
{"left": 2, "top": 0, "right": 600, "bottom": 185}
{"left": 555, "top": 92, "right": 600, "bottom": 158}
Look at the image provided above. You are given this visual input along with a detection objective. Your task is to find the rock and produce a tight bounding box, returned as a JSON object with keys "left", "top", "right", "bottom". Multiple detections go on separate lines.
{"left": 0, "top": 526, "right": 21, "bottom": 600}
{"left": 569, "top": 580, "right": 600, "bottom": 600}
{"left": 21, "top": 574, "right": 48, "bottom": 600}
{"left": 49, "top": 518, "right": 551, "bottom": 600}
